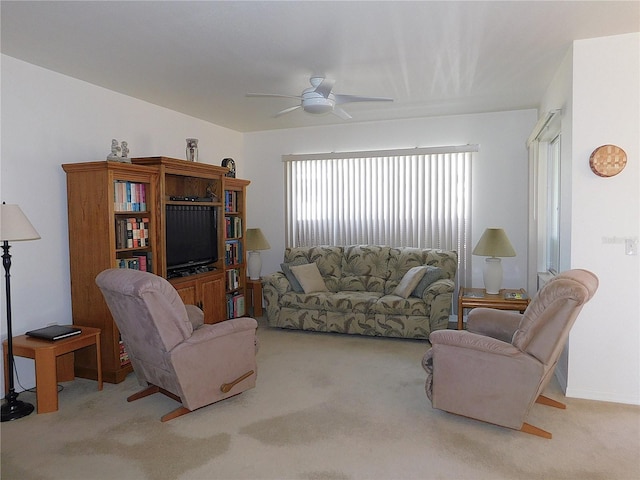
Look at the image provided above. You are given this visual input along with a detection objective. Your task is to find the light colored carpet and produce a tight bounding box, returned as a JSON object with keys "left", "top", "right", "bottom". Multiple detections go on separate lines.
{"left": 1, "top": 319, "right": 639, "bottom": 480}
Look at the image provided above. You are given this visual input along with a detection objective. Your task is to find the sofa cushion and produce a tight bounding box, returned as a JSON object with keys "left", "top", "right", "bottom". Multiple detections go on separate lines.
{"left": 411, "top": 266, "right": 444, "bottom": 298}
{"left": 385, "top": 247, "right": 457, "bottom": 294}
{"left": 339, "top": 245, "right": 390, "bottom": 292}
{"left": 285, "top": 246, "right": 343, "bottom": 292}
{"left": 280, "top": 291, "right": 332, "bottom": 311}
{"left": 370, "top": 295, "right": 429, "bottom": 316}
{"left": 393, "top": 266, "right": 428, "bottom": 298}
{"left": 291, "top": 262, "right": 329, "bottom": 293}
{"left": 280, "top": 258, "right": 309, "bottom": 293}
{"left": 281, "top": 291, "right": 382, "bottom": 314}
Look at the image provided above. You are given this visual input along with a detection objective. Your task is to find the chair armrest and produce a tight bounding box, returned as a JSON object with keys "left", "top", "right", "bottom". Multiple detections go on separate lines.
{"left": 184, "top": 304, "right": 204, "bottom": 330}
{"left": 181, "top": 317, "right": 258, "bottom": 346}
{"left": 429, "top": 329, "right": 521, "bottom": 357}
{"left": 467, "top": 308, "right": 522, "bottom": 343}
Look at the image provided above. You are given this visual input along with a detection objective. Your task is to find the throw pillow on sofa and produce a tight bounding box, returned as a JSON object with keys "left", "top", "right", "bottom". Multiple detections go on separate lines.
{"left": 411, "top": 266, "right": 444, "bottom": 298}
{"left": 290, "top": 262, "right": 329, "bottom": 294}
{"left": 281, "top": 258, "right": 309, "bottom": 293}
{"left": 393, "top": 266, "right": 428, "bottom": 298}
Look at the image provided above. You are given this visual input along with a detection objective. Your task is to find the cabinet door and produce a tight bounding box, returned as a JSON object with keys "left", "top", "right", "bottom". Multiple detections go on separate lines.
{"left": 173, "top": 280, "right": 198, "bottom": 307}
{"left": 201, "top": 274, "right": 226, "bottom": 324}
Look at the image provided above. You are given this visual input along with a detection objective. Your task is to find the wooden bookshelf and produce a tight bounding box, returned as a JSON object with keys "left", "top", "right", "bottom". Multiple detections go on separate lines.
{"left": 62, "top": 161, "right": 159, "bottom": 383}
{"left": 62, "top": 157, "right": 250, "bottom": 383}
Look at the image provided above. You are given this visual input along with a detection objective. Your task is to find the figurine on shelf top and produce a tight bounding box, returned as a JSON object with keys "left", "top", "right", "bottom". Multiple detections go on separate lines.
{"left": 107, "top": 139, "right": 131, "bottom": 163}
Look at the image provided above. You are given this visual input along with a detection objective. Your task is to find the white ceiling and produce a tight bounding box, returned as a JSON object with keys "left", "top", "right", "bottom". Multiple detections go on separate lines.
{"left": 2, "top": 1, "right": 638, "bottom": 132}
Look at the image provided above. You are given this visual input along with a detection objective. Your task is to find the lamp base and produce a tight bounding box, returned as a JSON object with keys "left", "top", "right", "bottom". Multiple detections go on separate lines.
{"left": 483, "top": 257, "right": 503, "bottom": 294}
{"left": 1, "top": 392, "right": 34, "bottom": 422}
{"left": 247, "top": 251, "right": 262, "bottom": 280}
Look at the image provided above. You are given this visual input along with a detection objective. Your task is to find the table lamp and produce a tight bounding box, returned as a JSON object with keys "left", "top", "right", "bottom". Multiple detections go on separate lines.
{"left": 472, "top": 228, "right": 515, "bottom": 294}
{"left": 245, "top": 228, "right": 270, "bottom": 280}
{"left": 1, "top": 203, "right": 41, "bottom": 422}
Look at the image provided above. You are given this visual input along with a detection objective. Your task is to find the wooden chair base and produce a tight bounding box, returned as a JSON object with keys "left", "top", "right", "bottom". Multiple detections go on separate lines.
{"left": 126, "top": 370, "right": 255, "bottom": 422}
{"left": 127, "top": 385, "right": 193, "bottom": 422}
{"left": 519, "top": 395, "right": 567, "bottom": 439}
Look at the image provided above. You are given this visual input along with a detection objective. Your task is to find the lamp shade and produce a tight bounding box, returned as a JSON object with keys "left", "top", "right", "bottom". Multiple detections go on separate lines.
{"left": 472, "top": 228, "right": 515, "bottom": 257}
{"left": 245, "top": 228, "right": 270, "bottom": 251}
{"left": 1, "top": 204, "right": 41, "bottom": 242}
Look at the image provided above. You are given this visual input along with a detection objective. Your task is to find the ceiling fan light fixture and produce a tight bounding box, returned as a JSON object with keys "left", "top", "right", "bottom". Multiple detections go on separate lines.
{"left": 302, "top": 96, "right": 335, "bottom": 115}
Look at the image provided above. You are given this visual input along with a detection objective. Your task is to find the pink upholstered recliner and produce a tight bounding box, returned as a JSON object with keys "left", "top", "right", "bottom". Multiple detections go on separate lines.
{"left": 96, "top": 268, "right": 258, "bottom": 422}
{"left": 422, "top": 269, "right": 598, "bottom": 438}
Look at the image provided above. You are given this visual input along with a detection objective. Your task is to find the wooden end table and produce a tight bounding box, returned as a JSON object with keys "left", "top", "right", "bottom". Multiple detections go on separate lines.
{"left": 3, "top": 326, "right": 102, "bottom": 413}
{"left": 458, "top": 287, "right": 530, "bottom": 330}
{"left": 246, "top": 278, "right": 263, "bottom": 317}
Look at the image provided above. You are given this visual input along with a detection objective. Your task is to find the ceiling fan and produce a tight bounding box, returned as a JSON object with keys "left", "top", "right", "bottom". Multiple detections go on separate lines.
{"left": 246, "top": 76, "right": 393, "bottom": 119}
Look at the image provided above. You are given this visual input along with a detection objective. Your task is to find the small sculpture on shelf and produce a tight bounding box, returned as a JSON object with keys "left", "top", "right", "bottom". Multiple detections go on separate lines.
{"left": 186, "top": 138, "right": 199, "bottom": 162}
{"left": 106, "top": 139, "right": 131, "bottom": 163}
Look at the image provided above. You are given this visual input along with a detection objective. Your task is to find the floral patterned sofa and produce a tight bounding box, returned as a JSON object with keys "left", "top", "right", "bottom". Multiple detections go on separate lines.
{"left": 262, "top": 245, "right": 458, "bottom": 339}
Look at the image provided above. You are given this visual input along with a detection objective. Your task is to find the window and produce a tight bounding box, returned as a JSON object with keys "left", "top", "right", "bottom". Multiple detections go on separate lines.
{"left": 527, "top": 109, "right": 562, "bottom": 288}
{"left": 283, "top": 145, "right": 477, "bottom": 288}
{"left": 546, "top": 134, "right": 561, "bottom": 274}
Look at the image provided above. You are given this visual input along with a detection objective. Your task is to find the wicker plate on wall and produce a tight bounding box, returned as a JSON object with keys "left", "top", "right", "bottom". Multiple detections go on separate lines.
{"left": 589, "top": 144, "right": 627, "bottom": 177}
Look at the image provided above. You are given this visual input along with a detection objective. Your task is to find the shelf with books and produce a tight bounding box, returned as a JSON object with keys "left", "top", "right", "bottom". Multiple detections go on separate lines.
{"left": 226, "top": 292, "right": 246, "bottom": 319}
{"left": 222, "top": 178, "right": 250, "bottom": 319}
{"left": 62, "top": 160, "right": 159, "bottom": 383}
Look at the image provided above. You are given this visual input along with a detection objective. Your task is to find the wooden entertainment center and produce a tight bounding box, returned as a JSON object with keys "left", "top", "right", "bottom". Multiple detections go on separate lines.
{"left": 62, "top": 157, "right": 250, "bottom": 383}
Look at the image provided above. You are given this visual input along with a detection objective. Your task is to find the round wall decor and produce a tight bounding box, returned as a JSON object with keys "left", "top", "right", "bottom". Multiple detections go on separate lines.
{"left": 589, "top": 144, "right": 627, "bottom": 177}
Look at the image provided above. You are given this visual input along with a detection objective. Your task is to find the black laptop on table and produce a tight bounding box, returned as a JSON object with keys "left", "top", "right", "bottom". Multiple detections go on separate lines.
{"left": 26, "top": 325, "right": 82, "bottom": 341}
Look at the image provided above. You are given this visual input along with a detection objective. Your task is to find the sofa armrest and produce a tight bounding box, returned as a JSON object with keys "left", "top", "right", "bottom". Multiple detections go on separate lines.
{"left": 261, "top": 272, "right": 291, "bottom": 326}
{"left": 467, "top": 308, "right": 522, "bottom": 343}
{"left": 262, "top": 272, "right": 291, "bottom": 295}
{"left": 423, "top": 278, "right": 455, "bottom": 331}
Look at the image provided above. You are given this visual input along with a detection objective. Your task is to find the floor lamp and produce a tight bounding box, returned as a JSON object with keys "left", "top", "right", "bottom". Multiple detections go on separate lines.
{"left": 1, "top": 203, "right": 41, "bottom": 422}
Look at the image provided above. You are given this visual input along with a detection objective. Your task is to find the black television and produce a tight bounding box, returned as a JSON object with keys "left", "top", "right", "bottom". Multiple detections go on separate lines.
{"left": 165, "top": 205, "right": 218, "bottom": 273}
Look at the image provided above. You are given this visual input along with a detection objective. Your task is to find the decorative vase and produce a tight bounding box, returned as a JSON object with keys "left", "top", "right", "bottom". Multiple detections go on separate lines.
{"left": 186, "top": 138, "right": 198, "bottom": 162}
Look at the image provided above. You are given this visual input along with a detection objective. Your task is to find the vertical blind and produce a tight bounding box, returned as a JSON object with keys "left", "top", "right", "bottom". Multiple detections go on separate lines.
{"left": 283, "top": 145, "right": 477, "bottom": 288}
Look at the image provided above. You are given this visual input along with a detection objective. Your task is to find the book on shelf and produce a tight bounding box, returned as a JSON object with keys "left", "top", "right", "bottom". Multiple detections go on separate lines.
{"left": 226, "top": 293, "right": 245, "bottom": 318}
{"left": 26, "top": 325, "right": 82, "bottom": 341}
{"left": 225, "top": 215, "right": 243, "bottom": 238}
{"left": 118, "top": 252, "right": 152, "bottom": 272}
{"left": 226, "top": 268, "right": 240, "bottom": 291}
{"left": 114, "top": 181, "right": 147, "bottom": 212}
{"left": 225, "top": 239, "right": 243, "bottom": 266}
{"left": 225, "top": 190, "right": 239, "bottom": 212}
{"left": 119, "top": 338, "right": 131, "bottom": 366}
{"left": 115, "top": 217, "right": 150, "bottom": 249}
{"left": 504, "top": 291, "right": 528, "bottom": 300}
{"left": 463, "top": 291, "right": 485, "bottom": 298}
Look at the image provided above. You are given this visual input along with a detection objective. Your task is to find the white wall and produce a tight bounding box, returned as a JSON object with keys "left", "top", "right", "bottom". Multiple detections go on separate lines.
{"left": 244, "top": 110, "right": 536, "bottom": 289}
{"left": 568, "top": 33, "right": 639, "bottom": 404}
{"left": 0, "top": 55, "right": 243, "bottom": 390}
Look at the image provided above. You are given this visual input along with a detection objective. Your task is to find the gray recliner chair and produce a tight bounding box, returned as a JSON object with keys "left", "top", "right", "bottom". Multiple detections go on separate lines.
{"left": 96, "top": 268, "right": 258, "bottom": 422}
{"left": 423, "top": 269, "right": 598, "bottom": 438}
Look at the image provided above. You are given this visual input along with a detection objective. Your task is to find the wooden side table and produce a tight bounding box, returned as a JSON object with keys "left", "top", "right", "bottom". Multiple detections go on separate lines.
{"left": 458, "top": 288, "right": 530, "bottom": 330}
{"left": 246, "top": 278, "right": 263, "bottom": 317}
{"left": 3, "top": 326, "right": 102, "bottom": 413}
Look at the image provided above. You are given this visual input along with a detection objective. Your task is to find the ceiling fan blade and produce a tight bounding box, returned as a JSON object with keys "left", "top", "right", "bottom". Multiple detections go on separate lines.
{"left": 314, "top": 78, "right": 335, "bottom": 98}
{"left": 246, "top": 93, "right": 302, "bottom": 100}
{"left": 334, "top": 94, "right": 393, "bottom": 105}
{"left": 275, "top": 105, "right": 302, "bottom": 117}
{"left": 332, "top": 107, "right": 352, "bottom": 120}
